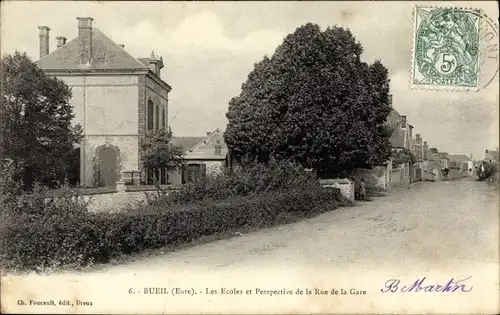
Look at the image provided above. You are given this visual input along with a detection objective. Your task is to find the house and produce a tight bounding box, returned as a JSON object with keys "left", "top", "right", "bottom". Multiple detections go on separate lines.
{"left": 448, "top": 154, "right": 473, "bottom": 175}
{"left": 387, "top": 106, "right": 411, "bottom": 187}
{"left": 423, "top": 148, "right": 442, "bottom": 181}
{"left": 412, "top": 134, "right": 424, "bottom": 162}
{"left": 411, "top": 134, "right": 426, "bottom": 181}
{"left": 35, "top": 17, "right": 171, "bottom": 188}
{"left": 484, "top": 149, "right": 499, "bottom": 163}
{"left": 168, "top": 129, "right": 229, "bottom": 185}
{"left": 437, "top": 152, "right": 449, "bottom": 169}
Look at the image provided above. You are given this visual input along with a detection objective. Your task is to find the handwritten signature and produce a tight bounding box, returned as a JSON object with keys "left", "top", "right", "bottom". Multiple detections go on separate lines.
{"left": 381, "top": 276, "right": 473, "bottom": 293}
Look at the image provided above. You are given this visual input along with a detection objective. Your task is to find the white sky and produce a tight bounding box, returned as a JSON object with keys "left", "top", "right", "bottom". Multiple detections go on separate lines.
{"left": 1, "top": 1, "right": 498, "bottom": 159}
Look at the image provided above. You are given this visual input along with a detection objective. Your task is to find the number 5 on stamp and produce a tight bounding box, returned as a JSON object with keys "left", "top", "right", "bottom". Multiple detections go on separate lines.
{"left": 411, "top": 6, "right": 482, "bottom": 91}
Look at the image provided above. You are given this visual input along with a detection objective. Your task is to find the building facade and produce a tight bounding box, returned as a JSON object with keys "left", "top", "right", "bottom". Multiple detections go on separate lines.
{"left": 35, "top": 17, "right": 171, "bottom": 187}
{"left": 168, "top": 129, "right": 229, "bottom": 185}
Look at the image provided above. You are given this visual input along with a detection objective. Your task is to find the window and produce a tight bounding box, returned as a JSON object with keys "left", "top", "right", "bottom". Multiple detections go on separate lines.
{"left": 147, "top": 100, "right": 154, "bottom": 131}
{"left": 155, "top": 104, "right": 160, "bottom": 130}
{"left": 161, "top": 107, "right": 165, "bottom": 130}
{"left": 160, "top": 167, "right": 167, "bottom": 185}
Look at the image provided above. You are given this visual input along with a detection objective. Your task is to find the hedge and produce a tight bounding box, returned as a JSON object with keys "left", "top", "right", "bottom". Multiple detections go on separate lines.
{"left": 0, "top": 188, "right": 346, "bottom": 272}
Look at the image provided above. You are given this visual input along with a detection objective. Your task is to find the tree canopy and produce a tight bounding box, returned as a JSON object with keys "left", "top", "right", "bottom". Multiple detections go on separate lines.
{"left": 1, "top": 51, "right": 82, "bottom": 190}
{"left": 224, "top": 23, "right": 393, "bottom": 177}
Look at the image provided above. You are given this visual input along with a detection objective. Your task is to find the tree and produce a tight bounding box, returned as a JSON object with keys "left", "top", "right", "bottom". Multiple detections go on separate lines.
{"left": 392, "top": 148, "right": 416, "bottom": 166}
{"left": 140, "top": 128, "right": 184, "bottom": 186}
{"left": 224, "top": 23, "right": 392, "bottom": 178}
{"left": 1, "top": 51, "right": 82, "bottom": 190}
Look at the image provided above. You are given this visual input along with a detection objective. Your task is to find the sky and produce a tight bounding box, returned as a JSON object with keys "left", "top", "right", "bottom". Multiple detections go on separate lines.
{"left": 1, "top": 1, "right": 498, "bottom": 160}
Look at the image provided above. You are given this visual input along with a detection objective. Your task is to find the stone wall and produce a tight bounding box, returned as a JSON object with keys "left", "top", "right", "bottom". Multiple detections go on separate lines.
{"left": 84, "top": 191, "right": 150, "bottom": 213}
{"left": 319, "top": 179, "right": 355, "bottom": 201}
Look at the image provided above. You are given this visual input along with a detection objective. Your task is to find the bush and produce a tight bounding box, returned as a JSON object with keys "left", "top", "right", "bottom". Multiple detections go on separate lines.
{"left": 0, "top": 158, "right": 351, "bottom": 272}
{"left": 476, "top": 161, "right": 499, "bottom": 182}
{"left": 0, "top": 187, "right": 346, "bottom": 272}
{"left": 150, "top": 159, "right": 321, "bottom": 206}
{"left": 1, "top": 160, "right": 89, "bottom": 221}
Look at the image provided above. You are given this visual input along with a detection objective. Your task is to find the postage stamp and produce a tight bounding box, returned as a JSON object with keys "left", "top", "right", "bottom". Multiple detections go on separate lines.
{"left": 411, "top": 6, "right": 487, "bottom": 91}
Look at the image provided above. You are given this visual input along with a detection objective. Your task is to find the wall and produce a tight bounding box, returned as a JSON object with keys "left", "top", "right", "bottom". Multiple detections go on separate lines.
{"left": 85, "top": 191, "right": 150, "bottom": 213}
{"left": 352, "top": 166, "right": 388, "bottom": 191}
{"left": 425, "top": 160, "right": 442, "bottom": 181}
{"left": 448, "top": 168, "right": 461, "bottom": 180}
{"left": 84, "top": 136, "right": 139, "bottom": 187}
{"left": 319, "top": 179, "right": 354, "bottom": 201}
{"left": 56, "top": 74, "right": 140, "bottom": 187}
{"left": 390, "top": 162, "right": 410, "bottom": 188}
{"left": 57, "top": 75, "right": 139, "bottom": 134}
{"left": 144, "top": 76, "right": 168, "bottom": 131}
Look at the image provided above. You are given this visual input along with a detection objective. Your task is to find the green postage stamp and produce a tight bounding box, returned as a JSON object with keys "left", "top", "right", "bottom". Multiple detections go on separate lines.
{"left": 411, "top": 6, "right": 482, "bottom": 91}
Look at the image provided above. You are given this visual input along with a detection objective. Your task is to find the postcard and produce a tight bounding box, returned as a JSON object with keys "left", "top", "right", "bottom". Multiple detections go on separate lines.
{"left": 1, "top": 1, "right": 498, "bottom": 314}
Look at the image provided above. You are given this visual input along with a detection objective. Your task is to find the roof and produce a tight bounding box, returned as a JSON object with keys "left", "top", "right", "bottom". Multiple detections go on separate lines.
{"left": 437, "top": 152, "right": 449, "bottom": 159}
{"left": 172, "top": 129, "right": 228, "bottom": 160}
{"left": 36, "top": 28, "right": 148, "bottom": 71}
{"left": 170, "top": 137, "right": 205, "bottom": 152}
{"left": 386, "top": 108, "right": 401, "bottom": 125}
{"left": 138, "top": 58, "right": 150, "bottom": 67}
{"left": 389, "top": 126, "right": 405, "bottom": 148}
{"left": 448, "top": 154, "right": 471, "bottom": 164}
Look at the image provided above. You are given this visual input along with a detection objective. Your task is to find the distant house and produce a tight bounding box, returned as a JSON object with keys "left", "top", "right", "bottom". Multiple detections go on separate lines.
{"left": 168, "top": 129, "right": 229, "bottom": 185}
{"left": 413, "top": 134, "right": 424, "bottom": 162}
{"left": 449, "top": 154, "right": 473, "bottom": 174}
{"left": 437, "top": 152, "right": 449, "bottom": 169}
{"left": 484, "top": 149, "right": 499, "bottom": 163}
{"left": 387, "top": 107, "right": 411, "bottom": 186}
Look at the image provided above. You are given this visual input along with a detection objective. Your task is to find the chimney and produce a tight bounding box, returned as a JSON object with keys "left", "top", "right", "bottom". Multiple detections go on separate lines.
{"left": 77, "top": 17, "right": 94, "bottom": 65}
{"left": 118, "top": 44, "right": 125, "bottom": 49}
{"left": 486, "top": 149, "right": 489, "bottom": 153}
{"left": 400, "top": 115, "right": 407, "bottom": 128}
{"left": 416, "top": 134, "right": 421, "bottom": 140}
{"left": 388, "top": 94, "right": 393, "bottom": 107}
{"left": 38, "top": 26, "right": 50, "bottom": 59}
{"left": 206, "top": 132, "right": 211, "bottom": 136}
{"left": 56, "top": 36, "right": 67, "bottom": 49}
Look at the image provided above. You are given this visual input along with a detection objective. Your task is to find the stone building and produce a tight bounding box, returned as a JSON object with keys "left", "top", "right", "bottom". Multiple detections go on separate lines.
{"left": 35, "top": 17, "right": 171, "bottom": 187}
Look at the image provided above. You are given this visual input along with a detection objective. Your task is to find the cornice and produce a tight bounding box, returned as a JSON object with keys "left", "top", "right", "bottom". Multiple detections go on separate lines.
{"left": 43, "top": 68, "right": 150, "bottom": 76}
{"left": 146, "top": 71, "right": 172, "bottom": 92}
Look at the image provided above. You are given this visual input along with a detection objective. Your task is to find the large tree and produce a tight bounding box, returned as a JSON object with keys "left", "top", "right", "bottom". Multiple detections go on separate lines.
{"left": 1, "top": 51, "right": 82, "bottom": 190}
{"left": 224, "top": 23, "right": 392, "bottom": 177}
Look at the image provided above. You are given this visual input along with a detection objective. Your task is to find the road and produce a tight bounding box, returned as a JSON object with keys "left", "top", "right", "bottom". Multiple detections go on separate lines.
{"left": 3, "top": 178, "right": 499, "bottom": 314}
